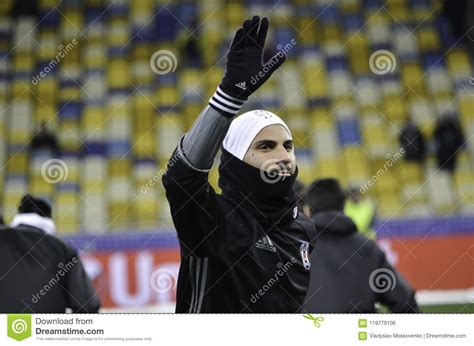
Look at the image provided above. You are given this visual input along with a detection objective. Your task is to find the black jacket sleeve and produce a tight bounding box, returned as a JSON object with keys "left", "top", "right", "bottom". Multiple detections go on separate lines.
{"left": 377, "top": 254, "right": 420, "bottom": 313}
{"left": 162, "top": 148, "right": 223, "bottom": 256}
{"left": 63, "top": 249, "right": 101, "bottom": 313}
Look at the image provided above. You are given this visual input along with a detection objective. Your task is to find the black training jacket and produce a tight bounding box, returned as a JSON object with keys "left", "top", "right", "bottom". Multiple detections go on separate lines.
{"left": 303, "top": 210, "right": 419, "bottom": 313}
{"left": 162, "top": 155, "right": 316, "bottom": 313}
{"left": 0, "top": 225, "right": 100, "bottom": 313}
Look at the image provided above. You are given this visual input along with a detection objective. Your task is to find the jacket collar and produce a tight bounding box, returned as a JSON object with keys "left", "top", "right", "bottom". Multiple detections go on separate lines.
{"left": 218, "top": 149, "right": 298, "bottom": 227}
{"left": 11, "top": 213, "right": 56, "bottom": 235}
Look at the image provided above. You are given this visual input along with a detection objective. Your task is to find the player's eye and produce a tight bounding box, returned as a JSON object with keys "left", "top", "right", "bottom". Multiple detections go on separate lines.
{"left": 257, "top": 141, "right": 275, "bottom": 150}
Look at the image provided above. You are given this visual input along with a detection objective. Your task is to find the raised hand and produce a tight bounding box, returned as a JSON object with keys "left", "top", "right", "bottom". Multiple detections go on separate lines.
{"left": 209, "top": 16, "right": 286, "bottom": 116}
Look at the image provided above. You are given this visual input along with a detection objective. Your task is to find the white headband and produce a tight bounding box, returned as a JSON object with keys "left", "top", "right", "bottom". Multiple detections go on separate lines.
{"left": 222, "top": 110, "right": 291, "bottom": 160}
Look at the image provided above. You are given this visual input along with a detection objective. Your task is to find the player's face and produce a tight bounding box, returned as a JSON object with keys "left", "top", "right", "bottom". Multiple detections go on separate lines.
{"left": 243, "top": 124, "right": 296, "bottom": 177}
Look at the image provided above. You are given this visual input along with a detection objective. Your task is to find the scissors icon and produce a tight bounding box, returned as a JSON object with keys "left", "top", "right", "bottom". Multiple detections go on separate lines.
{"left": 303, "top": 314, "right": 324, "bottom": 327}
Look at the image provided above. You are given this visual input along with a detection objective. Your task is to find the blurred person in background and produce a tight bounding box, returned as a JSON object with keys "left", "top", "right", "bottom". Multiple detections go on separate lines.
{"left": 162, "top": 16, "right": 316, "bottom": 313}
{"left": 30, "top": 122, "right": 60, "bottom": 157}
{"left": 344, "top": 186, "right": 376, "bottom": 240}
{"left": 178, "top": 17, "right": 203, "bottom": 68}
{"left": 442, "top": 0, "right": 474, "bottom": 59}
{"left": 0, "top": 194, "right": 100, "bottom": 313}
{"left": 11, "top": 194, "right": 103, "bottom": 286}
{"left": 293, "top": 180, "right": 306, "bottom": 212}
{"left": 433, "top": 113, "right": 466, "bottom": 175}
{"left": 302, "top": 178, "right": 419, "bottom": 313}
{"left": 10, "top": 194, "right": 56, "bottom": 235}
{"left": 399, "top": 116, "right": 426, "bottom": 164}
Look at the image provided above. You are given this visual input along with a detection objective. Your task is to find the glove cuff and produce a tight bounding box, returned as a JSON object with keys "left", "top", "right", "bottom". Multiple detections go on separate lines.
{"left": 208, "top": 86, "right": 247, "bottom": 116}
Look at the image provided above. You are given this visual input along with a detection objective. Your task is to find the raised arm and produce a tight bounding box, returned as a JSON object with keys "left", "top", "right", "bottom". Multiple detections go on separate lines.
{"left": 162, "top": 16, "right": 285, "bottom": 253}
{"left": 178, "top": 15, "right": 285, "bottom": 170}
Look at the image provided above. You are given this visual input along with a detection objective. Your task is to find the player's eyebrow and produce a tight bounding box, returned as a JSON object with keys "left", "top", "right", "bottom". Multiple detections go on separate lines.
{"left": 254, "top": 140, "right": 277, "bottom": 147}
{"left": 253, "top": 139, "right": 293, "bottom": 147}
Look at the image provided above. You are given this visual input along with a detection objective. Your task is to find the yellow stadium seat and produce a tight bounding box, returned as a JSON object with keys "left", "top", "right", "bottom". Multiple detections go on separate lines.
{"left": 6, "top": 153, "right": 28, "bottom": 175}
{"left": 383, "top": 96, "right": 406, "bottom": 125}
{"left": 0, "top": 0, "right": 12, "bottom": 14}
{"left": 82, "top": 106, "right": 105, "bottom": 133}
{"left": 459, "top": 94, "right": 474, "bottom": 124}
{"left": 156, "top": 85, "right": 179, "bottom": 107}
{"left": 12, "top": 80, "right": 32, "bottom": 99}
{"left": 226, "top": 2, "right": 246, "bottom": 28}
{"left": 108, "top": 18, "right": 129, "bottom": 47}
{"left": 133, "top": 132, "right": 155, "bottom": 158}
{"left": 418, "top": 28, "right": 440, "bottom": 52}
{"left": 348, "top": 34, "right": 369, "bottom": 75}
{"left": 446, "top": 50, "right": 471, "bottom": 76}
{"left": 399, "top": 161, "right": 423, "bottom": 184}
{"left": 108, "top": 59, "right": 129, "bottom": 89}
{"left": 85, "top": 44, "right": 106, "bottom": 69}
{"left": 13, "top": 54, "right": 34, "bottom": 72}
{"left": 340, "top": 0, "right": 361, "bottom": 13}
{"left": 132, "top": 193, "right": 158, "bottom": 228}
{"left": 323, "top": 24, "right": 342, "bottom": 43}
{"left": 108, "top": 159, "right": 131, "bottom": 176}
{"left": 402, "top": 63, "right": 425, "bottom": 96}
{"left": 29, "top": 176, "right": 54, "bottom": 196}
{"left": 377, "top": 194, "right": 402, "bottom": 217}
{"left": 109, "top": 202, "right": 131, "bottom": 230}
{"left": 317, "top": 158, "right": 339, "bottom": 179}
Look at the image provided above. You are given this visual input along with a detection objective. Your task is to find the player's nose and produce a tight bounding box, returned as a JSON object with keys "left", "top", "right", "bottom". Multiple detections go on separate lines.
{"left": 273, "top": 144, "right": 292, "bottom": 163}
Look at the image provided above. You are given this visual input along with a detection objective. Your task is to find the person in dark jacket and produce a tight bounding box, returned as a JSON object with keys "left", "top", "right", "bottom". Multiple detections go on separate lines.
{"left": 293, "top": 180, "right": 307, "bottom": 212}
{"left": 433, "top": 114, "right": 465, "bottom": 174}
{"left": 10, "top": 194, "right": 57, "bottom": 235}
{"left": 0, "top": 194, "right": 100, "bottom": 313}
{"left": 399, "top": 117, "right": 426, "bottom": 163}
{"left": 302, "top": 178, "right": 419, "bottom": 313}
{"left": 30, "top": 122, "right": 59, "bottom": 156}
{"left": 162, "top": 16, "right": 316, "bottom": 313}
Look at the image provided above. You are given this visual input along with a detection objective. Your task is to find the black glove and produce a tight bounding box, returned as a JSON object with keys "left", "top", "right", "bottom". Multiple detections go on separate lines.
{"left": 209, "top": 16, "right": 286, "bottom": 116}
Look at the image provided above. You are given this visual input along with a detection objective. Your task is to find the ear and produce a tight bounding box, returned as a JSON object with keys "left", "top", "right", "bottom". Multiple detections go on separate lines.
{"left": 303, "top": 205, "right": 311, "bottom": 218}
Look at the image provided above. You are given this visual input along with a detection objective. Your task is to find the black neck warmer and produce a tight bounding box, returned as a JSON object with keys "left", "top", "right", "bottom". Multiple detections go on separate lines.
{"left": 218, "top": 149, "right": 298, "bottom": 228}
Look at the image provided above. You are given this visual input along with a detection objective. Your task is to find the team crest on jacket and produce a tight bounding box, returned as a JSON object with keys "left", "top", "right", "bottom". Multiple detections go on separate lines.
{"left": 292, "top": 206, "right": 298, "bottom": 219}
{"left": 300, "top": 241, "right": 311, "bottom": 270}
